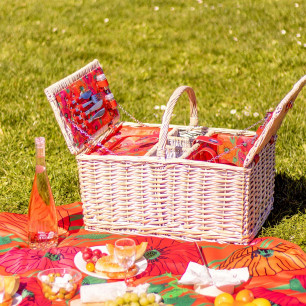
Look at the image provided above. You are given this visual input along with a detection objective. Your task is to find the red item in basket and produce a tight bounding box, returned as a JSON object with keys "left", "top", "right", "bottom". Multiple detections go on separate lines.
{"left": 187, "top": 134, "right": 255, "bottom": 167}
{"left": 216, "top": 133, "right": 254, "bottom": 166}
{"left": 90, "top": 126, "right": 162, "bottom": 156}
{"left": 187, "top": 135, "right": 221, "bottom": 162}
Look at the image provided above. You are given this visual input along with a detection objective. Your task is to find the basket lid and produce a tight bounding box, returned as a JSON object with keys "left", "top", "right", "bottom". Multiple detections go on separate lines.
{"left": 44, "top": 59, "right": 120, "bottom": 155}
{"left": 243, "top": 74, "right": 306, "bottom": 167}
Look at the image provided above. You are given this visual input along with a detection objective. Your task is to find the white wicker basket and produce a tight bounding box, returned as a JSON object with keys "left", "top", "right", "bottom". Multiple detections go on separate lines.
{"left": 45, "top": 59, "right": 306, "bottom": 243}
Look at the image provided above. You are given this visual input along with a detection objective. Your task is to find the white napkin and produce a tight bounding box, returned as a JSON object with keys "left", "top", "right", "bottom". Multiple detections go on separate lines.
{"left": 179, "top": 262, "right": 213, "bottom": 286}
{"left": 80, "top": 282, "right": 159, "bottom": 303}
{"left": 179, "top": 262, "right": 249, "bottom": 297}
{"left": 80, "top": 282, "right": 127, "bottom": 303}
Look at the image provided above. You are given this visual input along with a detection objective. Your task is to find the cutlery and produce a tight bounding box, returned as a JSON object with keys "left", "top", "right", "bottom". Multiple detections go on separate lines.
{"left": 78, "top": 108, "right": 106, "bottom": 131}
{"left": 80, "top": 90, "right": 92, "bottom": 100}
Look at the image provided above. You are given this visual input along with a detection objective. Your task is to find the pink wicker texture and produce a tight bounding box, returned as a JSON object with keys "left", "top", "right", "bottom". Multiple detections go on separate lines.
{"left": 45, "top": 59, "right": 305, "bottom": 243}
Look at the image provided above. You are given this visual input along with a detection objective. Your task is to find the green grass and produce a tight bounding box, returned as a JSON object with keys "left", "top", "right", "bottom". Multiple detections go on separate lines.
{"left": 0, "top": 0, "right": 305, "bottom": 250}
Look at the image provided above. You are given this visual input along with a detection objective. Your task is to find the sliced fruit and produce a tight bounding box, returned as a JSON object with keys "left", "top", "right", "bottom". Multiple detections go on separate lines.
{"left": 4, "top": 275, "right": 20, "bottom": 296}
{"left": 135, "top": 242, "right": 148, "bottom": 260}
{"left": 105, "top": 243, "right": 114, "bottom": 255}
{"left": 106, "top": 242, "right": 148, "bottom": 261}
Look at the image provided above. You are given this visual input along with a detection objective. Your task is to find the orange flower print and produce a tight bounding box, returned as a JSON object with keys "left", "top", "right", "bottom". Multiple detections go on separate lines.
{"left": 218, "top": 243, "right": 306, "bottom": 277}
{"left": 218, "top": 139, "right": 236, "bottom": 159}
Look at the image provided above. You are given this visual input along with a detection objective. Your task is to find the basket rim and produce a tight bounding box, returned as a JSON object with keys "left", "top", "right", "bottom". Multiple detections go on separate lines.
{"left": 76, "top": 149, "right": 253, "bottom": 172}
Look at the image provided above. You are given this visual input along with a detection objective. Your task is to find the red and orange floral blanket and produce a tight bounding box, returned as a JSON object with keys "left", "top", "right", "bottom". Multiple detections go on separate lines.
{"left": 0, "top": 202, "right": 305, "bottom": 306}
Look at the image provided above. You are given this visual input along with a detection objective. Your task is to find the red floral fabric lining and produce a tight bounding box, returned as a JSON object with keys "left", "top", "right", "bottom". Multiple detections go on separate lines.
{"left": 90, "top": 126, "right": 162, "bottom": 156}
{"left": 55, "top": 68, "right": 119, "bottom": 148}
{"left": 0, "top": 203, "right": 305, "bottom": 305}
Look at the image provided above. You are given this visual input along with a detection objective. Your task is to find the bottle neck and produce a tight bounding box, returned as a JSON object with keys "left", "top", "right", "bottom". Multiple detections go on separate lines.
{"left": 35, "top": 146, "right": 46, "bottom": 170}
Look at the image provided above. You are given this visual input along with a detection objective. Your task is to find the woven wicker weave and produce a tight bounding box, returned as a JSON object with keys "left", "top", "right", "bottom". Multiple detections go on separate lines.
{"left": 45, "top": 59, "right": 306, "bottom": 243}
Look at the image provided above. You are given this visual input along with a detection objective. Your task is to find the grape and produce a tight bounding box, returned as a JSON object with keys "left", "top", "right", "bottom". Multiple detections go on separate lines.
{"left": 139, "top": 293, "right": 147, "bottom": 299}
{"left": 139, "top": 297, "right": 149, "bottom": 306}
{"left": 130, "top": 292, "right": 139, "bottom": 302}
{"left": 115, "top": 296, "right": 125, "bottom": 305}
{"left": 123, "top": 292, "right": 132, "bottom": 303}
{"left": 104, "top": 292, "right": 163, "bottom": 306}
{"left": 147, "top": 293, "right": 156, "bottom": 304}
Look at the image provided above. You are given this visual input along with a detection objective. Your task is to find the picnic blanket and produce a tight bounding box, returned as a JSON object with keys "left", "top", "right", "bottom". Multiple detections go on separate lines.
{"left": 0, "top": 202, "right": 305, "bottom": 305}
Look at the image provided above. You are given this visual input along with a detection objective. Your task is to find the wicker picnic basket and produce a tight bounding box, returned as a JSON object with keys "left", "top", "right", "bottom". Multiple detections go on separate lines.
{"left": 45, "top": 59, "right": 306, "bottom": 244}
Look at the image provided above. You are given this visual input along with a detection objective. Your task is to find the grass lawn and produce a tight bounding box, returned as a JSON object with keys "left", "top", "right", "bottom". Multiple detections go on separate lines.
{"left": 0, "top": 0, "right": 305, "bottom": 250}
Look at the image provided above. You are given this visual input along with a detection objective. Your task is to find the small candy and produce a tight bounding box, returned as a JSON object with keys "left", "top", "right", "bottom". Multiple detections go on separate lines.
{"left": 65, "top": 283, "right": 74, "bottom": 292}
{"left": 41, "top": 275, "right": 49, "bottom": 283}
{"left": 54, "top": 276, "right": 65, "bottom": 286}
{"left": 51, "top": 285, "right": 60, "bottom": 294}
{"left": 63, "top": 274, "right": 73, "bottom": 282}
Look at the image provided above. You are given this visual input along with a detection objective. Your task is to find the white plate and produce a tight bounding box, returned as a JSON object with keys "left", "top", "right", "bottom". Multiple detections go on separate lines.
{"left": 74, "top": 246, "right": 148, "bottom": 279}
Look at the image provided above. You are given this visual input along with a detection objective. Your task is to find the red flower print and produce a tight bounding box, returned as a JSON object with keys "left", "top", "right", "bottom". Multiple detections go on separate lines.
{"left": 132, "top": 237, "right": 201, "bottom": 276}
{"left": 237, "top": 137, "right": 252, "bottom": 153}
{"left": 252, "top": 287, "right": 305, "bottom": 306}
{"left": 238, "top": 151, "right": 247, "bottom": 165}
{"left": 19, "top": 276, "right": 50, "bottom": 306}
{"left": 0, "top": 246, "right": 80, "bottom": 274}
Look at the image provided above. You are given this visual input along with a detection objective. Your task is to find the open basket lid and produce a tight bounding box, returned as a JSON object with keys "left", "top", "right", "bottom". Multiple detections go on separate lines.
{"left": 44, "top": 59, "right": 120, "bottom": 155}
{"left": 244, "top": 74, "right": 306, "bottom": 167}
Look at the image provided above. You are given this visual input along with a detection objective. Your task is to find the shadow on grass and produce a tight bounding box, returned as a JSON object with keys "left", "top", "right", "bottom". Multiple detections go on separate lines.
{"left": 264, "top": 172, "right": 306, "bottom": 227}
{"left": 257, "top": 173, "right": 306, "bottom": 250}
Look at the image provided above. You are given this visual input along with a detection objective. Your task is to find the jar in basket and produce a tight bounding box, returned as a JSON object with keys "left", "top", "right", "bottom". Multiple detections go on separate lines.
{"left": 27, "top": 137, "right": 58, "bottom": 249}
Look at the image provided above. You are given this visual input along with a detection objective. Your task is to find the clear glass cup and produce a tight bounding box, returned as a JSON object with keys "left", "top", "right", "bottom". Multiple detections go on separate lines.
{"left": 114, "top": 238, "right": 136, "bottom": 284}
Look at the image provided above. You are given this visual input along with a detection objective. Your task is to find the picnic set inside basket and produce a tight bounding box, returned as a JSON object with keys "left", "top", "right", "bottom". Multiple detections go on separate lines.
{"left": 45, "top": 59, "right": 306, "bottom": 244}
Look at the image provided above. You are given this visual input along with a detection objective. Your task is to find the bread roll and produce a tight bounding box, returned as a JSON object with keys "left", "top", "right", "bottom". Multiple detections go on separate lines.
{"left": 95, "top": 255, "right": 138, "bottom": 279}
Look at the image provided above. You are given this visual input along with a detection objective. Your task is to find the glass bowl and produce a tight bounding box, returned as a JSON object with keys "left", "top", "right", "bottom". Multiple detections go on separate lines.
{"left": 37, "top": 268, "right": 82, "bottom": 301}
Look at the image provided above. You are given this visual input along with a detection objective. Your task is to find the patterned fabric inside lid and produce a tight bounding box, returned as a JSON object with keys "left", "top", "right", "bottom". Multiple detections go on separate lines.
{"left": 55, "top": 67, "right": 119, "bottom": 148}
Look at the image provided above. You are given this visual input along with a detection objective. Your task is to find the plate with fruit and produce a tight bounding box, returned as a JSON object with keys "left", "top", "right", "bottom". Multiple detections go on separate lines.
{"left": 74, "top": 243, "right": 148, "bottom": 279}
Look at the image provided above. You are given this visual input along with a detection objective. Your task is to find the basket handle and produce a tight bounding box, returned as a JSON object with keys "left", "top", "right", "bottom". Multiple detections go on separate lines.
{"left": 244, "top": 74, "right": 306, "bottom": 167}
{"left": 157, "top": 86, "right": 198, "bottom": 158}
